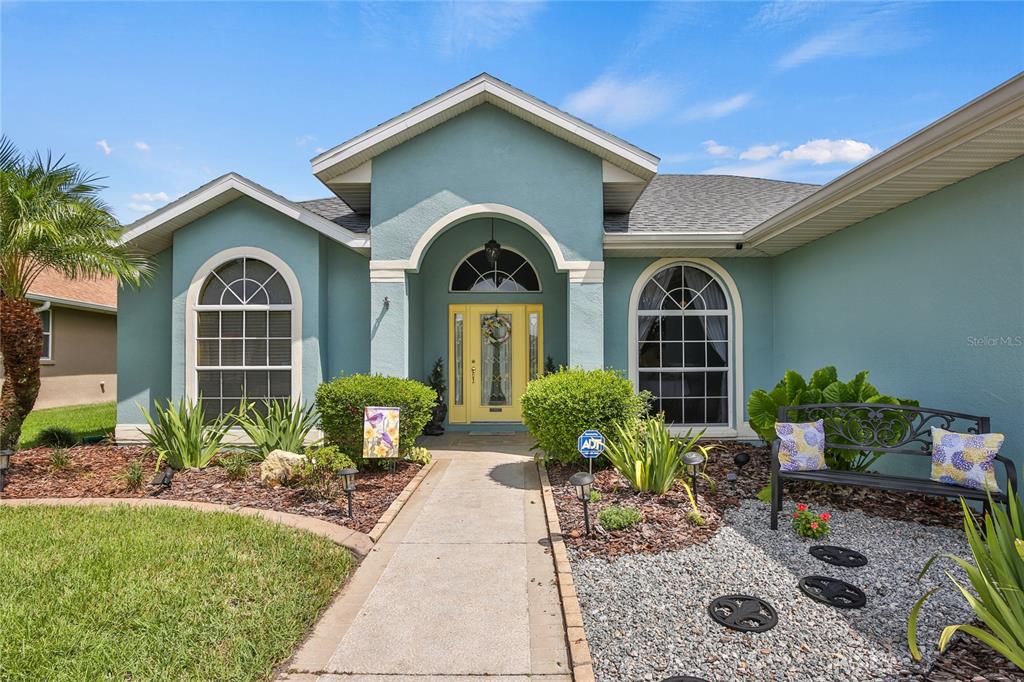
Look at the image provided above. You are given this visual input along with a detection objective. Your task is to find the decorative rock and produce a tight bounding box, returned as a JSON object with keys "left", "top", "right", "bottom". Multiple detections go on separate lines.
{"left": 259, "top": 450, "right": 307, "bottom": 487}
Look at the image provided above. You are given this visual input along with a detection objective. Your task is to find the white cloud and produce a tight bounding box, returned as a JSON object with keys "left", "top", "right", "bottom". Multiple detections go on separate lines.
{"left": 679, "top": 92, "right": 753, "bottom": 122}
{"left": 739, "top": 143, "right": 782, "bottom": 161}
{"left": 435, "top": 1, "right": 544, "bottom": 54}
{"left": 753, "top": 1, "right": 820, "bottom": 29}
{"left": 563, "top": 74, "right": 675, "bottom": 127}
{"left": 776, "top": 5, "right": 924, "bottom": 70}
{"left": 779, "top": 138, "right": 876, "bottom": 164}
{"left": 131, "top": 191, "right": 170, "bottom": 203}
{"left": 134, "top": 141, "right": 150, "bottom": 151}
{"left": 127, "top": 203, "right": 155, "bottom": 213}
{"left": 702, "top": 139, "right": 734, "bottom": 157}
{"left": 296, "top": 134, "right": 316, "bottom": 148}
{"left": 702, "top": 137, "right": 878, "bottom": 181}
{"left": 96, "top": 139, "right": 112, "bottom": 156}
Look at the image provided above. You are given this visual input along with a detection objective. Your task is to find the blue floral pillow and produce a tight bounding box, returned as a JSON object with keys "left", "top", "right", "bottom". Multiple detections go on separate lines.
{"left": 930, "top": 427, "right": 1003, "bottom": 493}
{"left": 776, "top": 419, "right": 827, "bottom": 472}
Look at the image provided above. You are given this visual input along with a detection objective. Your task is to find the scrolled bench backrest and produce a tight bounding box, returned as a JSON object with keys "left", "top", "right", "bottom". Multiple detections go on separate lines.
{"left": 777, "top": 403, "right": 989, "bottom": 458}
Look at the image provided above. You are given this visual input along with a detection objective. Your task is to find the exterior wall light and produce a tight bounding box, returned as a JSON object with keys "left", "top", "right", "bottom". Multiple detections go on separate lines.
{"left": 484, "top": 217, "right": 501, "bottom": 266}
{"left": 0, "top": 449, "right": 13, "bottom": 491}
{"left": 339, "top": 468, "right": 358, "bottom": 517}
{"left": 569, "top": 471, "right": 595, "bottom": 535}
{"left": 682, "top": 451, "right": 706, "bottom": 495}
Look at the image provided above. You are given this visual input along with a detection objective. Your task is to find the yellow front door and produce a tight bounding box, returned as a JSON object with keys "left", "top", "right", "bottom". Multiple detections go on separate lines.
{"left": 448, "top": 304, "right": 543, "bottom": 424}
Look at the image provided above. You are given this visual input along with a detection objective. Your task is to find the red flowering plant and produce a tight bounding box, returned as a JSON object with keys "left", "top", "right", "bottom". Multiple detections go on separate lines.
{"left": 792, "top": 503, "right": 831, "bottom": 539}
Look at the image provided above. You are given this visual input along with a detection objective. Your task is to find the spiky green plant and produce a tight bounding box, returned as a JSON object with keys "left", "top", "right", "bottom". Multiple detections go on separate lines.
{"left": 907, "top": 488, "right": 1024, "bottom": 669}
{"left": 604, "top": 417, "right": 682, "bottom": 495}
{"left": 140, "top": 398, "right": 232, "bottom": 470}
{"left": 235, "top": 399, "right": 319, "bottom": 459}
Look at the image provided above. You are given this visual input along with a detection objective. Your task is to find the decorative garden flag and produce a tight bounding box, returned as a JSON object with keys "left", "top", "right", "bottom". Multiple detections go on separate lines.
{"left": 363, "top": 406, "right": 401, "bottom": 459}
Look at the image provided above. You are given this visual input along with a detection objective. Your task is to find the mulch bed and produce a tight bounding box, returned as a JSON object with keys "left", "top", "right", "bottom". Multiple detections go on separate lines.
{"left": 922, "top": 632, "right": 1023, "bottom": 681}
{"left": 1, "top": 445, "right": 420, "bottom": 535}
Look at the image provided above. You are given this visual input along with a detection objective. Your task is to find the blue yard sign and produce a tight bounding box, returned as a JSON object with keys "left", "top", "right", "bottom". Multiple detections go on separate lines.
{"left": 577, "top": 430, "right": 605, "bottom": 459}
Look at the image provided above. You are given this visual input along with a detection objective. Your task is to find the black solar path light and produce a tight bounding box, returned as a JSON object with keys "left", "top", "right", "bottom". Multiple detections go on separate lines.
{"left": 682, "top": 450, "right": 706, "bottom": 495}
{"left": 339, "top": 468, "right": 358, "bottom": 518}
{"left": 0, "top": 449, "right": 12, "bottom": 492}
{"left": 569, "top": 471, "right": 595, "bottom": 535}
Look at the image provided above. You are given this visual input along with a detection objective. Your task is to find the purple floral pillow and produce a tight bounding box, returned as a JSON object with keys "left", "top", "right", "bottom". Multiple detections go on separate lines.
{"left": 776, "top": 420, "right": 828, "bottom": 472}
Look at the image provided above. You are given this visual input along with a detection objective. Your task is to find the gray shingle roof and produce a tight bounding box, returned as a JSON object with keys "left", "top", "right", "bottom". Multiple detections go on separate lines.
{"left": 604, "top": 175, "right": 819, "bottom": 233}
{"left": 299, "top": 174, "right": 819, "bottom": 237}
{"left": 297, "top": 198, "right": 370, "bottom": 233}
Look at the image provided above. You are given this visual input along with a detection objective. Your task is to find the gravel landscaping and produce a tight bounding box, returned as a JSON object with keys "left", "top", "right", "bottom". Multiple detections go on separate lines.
{"left": 572, "top": 498, "right": 992, "bottom": 682}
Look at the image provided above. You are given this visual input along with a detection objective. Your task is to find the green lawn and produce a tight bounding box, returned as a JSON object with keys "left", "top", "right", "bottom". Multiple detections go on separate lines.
{"left": 18, "top": 400, "right": 116, "bottom": 447}
{"left": 0, "top": 505, "right": 354, "bottom": 681}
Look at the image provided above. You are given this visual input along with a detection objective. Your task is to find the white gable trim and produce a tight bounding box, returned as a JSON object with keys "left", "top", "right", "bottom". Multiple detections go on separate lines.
{"left": 120, "top": 173, "right": 370, "bottom": 255}
{"left": 312, "top": 74, "right": 660, "bottom": 183}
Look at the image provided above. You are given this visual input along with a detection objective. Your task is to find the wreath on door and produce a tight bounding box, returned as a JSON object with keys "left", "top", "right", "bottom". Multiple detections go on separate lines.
{"left": 481, "top": 314, "right": 511, "bottom": 344}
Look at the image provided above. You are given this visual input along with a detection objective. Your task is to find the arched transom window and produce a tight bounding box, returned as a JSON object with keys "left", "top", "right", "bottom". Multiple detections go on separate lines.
{"left": 195, "top": 257, "right": 293, "bottom": 420}
{"left": 450, "top": 248, "right": 540, "bottom": 293}
{"left": 636, "top": 263, "right": 730, "bottom": 426}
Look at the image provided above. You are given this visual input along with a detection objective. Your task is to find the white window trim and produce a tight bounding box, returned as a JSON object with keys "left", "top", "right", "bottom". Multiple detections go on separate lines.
{"left": 185, "top": 247, "right": 302, "bottom": 404}
{"left": 627, "top": 257, "right": 746, "bottom": 436}
{"left": 39, "top": 308, "right": 53, "bottom": 362}
{"left": 448, "top": 245, "right": 543, "bottom": 293}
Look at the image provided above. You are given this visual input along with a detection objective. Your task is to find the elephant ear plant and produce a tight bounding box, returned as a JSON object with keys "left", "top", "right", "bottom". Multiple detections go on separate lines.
{"left": 747, "top": 366, "right": 918, "bottom": 472}
{"left": 907, "top": 488, "right": 1024, "bottom": 670}
{"left": 141, "top": 398, "right": 233, "bottom": 470}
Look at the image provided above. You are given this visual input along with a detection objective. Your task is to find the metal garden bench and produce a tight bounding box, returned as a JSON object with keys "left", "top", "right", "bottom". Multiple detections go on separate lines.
{"left": 769, "top": 403, "right": 1019, "bottom": 530}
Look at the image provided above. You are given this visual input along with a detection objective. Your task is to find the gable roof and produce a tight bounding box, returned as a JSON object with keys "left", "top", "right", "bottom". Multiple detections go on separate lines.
{"left": 120, "top": 173, "right": 371, "bottom": 255}
{"left": 604, "top": 175, "right": 819, "bottom": 234}
{"left": 311, "top": 73, "right": 660, "bottom": 214}
{"left": 27, "top": 268, "right": 117, "bottom": 313}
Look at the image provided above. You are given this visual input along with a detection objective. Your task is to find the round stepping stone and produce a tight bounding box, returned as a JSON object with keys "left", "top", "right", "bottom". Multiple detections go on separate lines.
{"left": 707, "top": 594, "right": 778, "bottom": 633}
{"left": 798, "top": 576, "right": 867, "bottom": 609}
{"left": 810, "top": 545, "right": 868, "bottom": 568}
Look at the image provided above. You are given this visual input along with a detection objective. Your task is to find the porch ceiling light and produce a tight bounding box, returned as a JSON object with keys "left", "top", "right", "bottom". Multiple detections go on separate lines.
{"left": 484, "top": 217, "right": 501, "bottom": 267}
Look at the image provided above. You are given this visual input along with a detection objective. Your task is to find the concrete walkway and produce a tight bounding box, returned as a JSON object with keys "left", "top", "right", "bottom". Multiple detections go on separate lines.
{"left": 285, "top": 434, "right": 571, "bottom": 682}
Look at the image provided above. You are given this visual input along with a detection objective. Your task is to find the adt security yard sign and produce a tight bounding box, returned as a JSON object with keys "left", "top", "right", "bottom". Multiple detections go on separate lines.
{"left": 578, "top": 430, "right": 605, "bottom": 458}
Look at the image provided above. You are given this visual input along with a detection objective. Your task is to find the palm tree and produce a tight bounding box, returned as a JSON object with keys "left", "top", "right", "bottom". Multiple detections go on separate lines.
{"left": 0, "top": 137, "right": 151, "bottom": 448}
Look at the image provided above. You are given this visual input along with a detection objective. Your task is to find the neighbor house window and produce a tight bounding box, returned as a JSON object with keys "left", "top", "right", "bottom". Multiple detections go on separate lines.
{"left": 195, "top": 257, "right": 293, "bottom": 420}
{"left": 450, "top": 248, "right": 541, "bottom": 292}
{"left": 39, "top": 309, "right": 52, "bottom": 361}
{"left": 636, "top": 263, "right": 730, "bottom": 426}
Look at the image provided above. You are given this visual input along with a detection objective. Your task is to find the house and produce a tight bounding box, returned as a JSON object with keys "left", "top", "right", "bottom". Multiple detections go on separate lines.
{"left": 5, "top": 269, "right": 118, "bottom": 408}
{"left": 115, "top": 73, "right": 1023, "bottom": 480}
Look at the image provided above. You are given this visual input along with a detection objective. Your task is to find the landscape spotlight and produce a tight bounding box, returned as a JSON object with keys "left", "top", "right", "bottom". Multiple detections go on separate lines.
{"left": 568, "top": 471, "right": 595, "bottom": 535}
{"left": 339, "top": 468, "right": 358, "bottom": 518}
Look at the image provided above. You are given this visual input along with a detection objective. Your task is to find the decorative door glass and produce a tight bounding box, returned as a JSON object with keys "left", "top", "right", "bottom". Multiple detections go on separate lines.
{"left": 528, "top": 311, "right": 539, "bottom": 381}
{"left": 453, "top": 312, "right": 464, "bottom": 406}
{"left": 480, "top": 312, "right": 513, "bottom": 407}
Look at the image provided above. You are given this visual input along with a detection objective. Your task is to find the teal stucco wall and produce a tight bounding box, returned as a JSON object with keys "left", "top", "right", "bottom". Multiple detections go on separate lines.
{"left": 772, "top": 157, "right": 1024, "bottom": 484}
{"left": 116, "top": 197, "right": 368, "bottom": 424}
{"left": 603, "top": 257, "right": 775, "bottom": 425}
{"left": 116, "top": 248, "right": 173, "bottom": 424}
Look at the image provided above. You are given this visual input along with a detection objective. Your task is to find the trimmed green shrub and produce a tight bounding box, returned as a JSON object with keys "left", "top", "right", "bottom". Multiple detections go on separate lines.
{"left": 300, "top": 445, "right": 357, "bottom": 500}
{"left": 521, "top": 368, "right": 649, "bottom": 464}
{"left": 598, "top": 505, "right": 642, "bottom": 531}
{"left": 747, "top": 366, "right": 919, "bottom": 471}
{"left": 316, "top": 375, "right": 435, "bottom": 457}
{"left": 37, "top": 426, "right": 79, "bottom": 448}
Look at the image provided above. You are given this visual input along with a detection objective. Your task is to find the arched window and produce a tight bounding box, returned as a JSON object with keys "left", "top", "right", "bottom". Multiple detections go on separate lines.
{"left": 450, "top": 248, "right": 540, "bottom": 292}
{"left": 194, "top": 256, "right": 293, "bottom": 420}
{"left": 636, "top": 263, "right": 730, "bottom": 426}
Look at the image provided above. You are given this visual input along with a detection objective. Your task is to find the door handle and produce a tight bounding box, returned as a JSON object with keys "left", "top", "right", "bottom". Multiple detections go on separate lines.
{"left": 471, "top": 361, "right": 476, "bottom": 384}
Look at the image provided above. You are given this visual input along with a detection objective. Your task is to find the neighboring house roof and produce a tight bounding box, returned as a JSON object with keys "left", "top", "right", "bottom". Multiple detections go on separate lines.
{"left": 603, "top": 175, "right": 819, "bottom": 234}
{"left": 310, "top": 73, "right": 659, "bottom": 214}
{"left": 120, "top": 173, "right": 371, "bottom": 255}
{"left": 296, "top": 198, "right": 370, "bottom": 233}
{"left": 27, "top": 268, "right": 117, "bottom": 313}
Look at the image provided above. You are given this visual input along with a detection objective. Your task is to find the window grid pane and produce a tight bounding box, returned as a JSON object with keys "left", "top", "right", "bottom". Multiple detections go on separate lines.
{"left": 636, "top": 264, "right": 730, "bottom": 427}
{"left": 196, "top": 258, "right": 293, "bottom": 421}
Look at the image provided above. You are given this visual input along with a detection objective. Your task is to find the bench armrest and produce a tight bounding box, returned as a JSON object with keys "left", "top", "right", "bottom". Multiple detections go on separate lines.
{"left": 995, "top": 454, "right": 1019, "bottom": 494}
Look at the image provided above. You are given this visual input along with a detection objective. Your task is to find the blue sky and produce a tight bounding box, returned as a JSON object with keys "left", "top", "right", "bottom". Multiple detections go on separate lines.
{"left": 3, "top": 1, "right": 1022, "bottom": 222}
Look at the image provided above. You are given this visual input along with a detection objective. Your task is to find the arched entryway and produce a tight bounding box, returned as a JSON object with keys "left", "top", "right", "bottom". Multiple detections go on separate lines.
{"left": 411, "top": 217, "right": 567, "bottom": 427}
